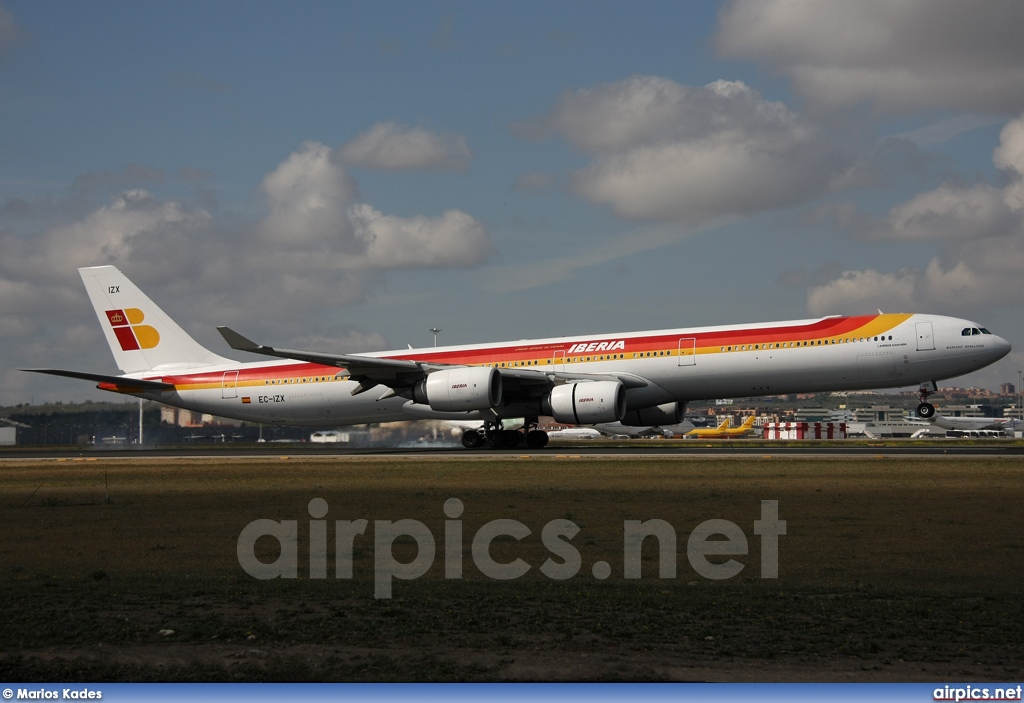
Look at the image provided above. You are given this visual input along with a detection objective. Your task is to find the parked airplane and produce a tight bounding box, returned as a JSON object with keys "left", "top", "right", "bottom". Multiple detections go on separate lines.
{"left": 26, "top": 266, "right": 1011, "bottom": 449}
{"left": 546, "top": 427, "right": 603, "bottom": 440}
{"left": 685, "top": 417, "right": 730, "bottom": 437}
{"left": 912, "top": 413, "right": 1018, "bottom": 433}
{"left": 685, "top": 415, "right": 757, "bottom": 438}
{"left": 901, "top": 412, "right": 1023, "bottom": 439}
{"left": 593, "top": 420, "right": 696, "bottom": 438}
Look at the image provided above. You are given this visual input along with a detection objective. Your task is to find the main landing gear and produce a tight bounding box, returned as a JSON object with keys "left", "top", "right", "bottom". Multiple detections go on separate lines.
{"left": 460, "top": 417, "right": 549, "bottom": 450}
{"left": 916, "top": 382, "right": 938, "bottom": 419}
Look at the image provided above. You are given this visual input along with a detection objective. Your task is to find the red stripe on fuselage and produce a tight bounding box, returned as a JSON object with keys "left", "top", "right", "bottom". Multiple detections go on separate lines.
{"left": 147, "top": 315, "right": 896, "bottom": 388}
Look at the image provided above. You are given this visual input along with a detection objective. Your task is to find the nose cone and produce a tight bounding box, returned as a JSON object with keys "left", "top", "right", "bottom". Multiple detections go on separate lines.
{"left": 992, "top": 334, "right": 1012, "bottom": 361}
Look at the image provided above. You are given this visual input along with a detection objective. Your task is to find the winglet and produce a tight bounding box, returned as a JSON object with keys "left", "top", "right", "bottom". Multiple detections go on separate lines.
{"left": 217, "top": 326, "right": 261, "bottom": 352}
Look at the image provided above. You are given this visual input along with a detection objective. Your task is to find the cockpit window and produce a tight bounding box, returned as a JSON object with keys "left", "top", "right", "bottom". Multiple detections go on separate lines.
{"left": 980, "top": 328, "right": 991, "bottom": 334}
{"left": 962, "top": 328, "right": 971, "bottom": 336}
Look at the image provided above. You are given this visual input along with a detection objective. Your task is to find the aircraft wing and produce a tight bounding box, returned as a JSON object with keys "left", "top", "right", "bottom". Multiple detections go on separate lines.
{"left": 218, "top": 326, "right": 432, "bottom": 394}
{"left": 23, "top": 368, "right": 176, "bottom": 391}
{"left": 551, "top": 371, "right": 649, "bottom": 389}
{"left": 218, "top": 327, "right": 650, "bottom": 399}
{"left": 218, "top": 326, "right": 420, "bottom": 373}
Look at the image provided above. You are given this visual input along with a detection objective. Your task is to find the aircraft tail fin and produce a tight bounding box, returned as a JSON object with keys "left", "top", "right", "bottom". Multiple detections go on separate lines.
{"left": 78, "top": 265, "right": 234, "bottom": 373}
{"left": 739, "top": 415, "right": 756, "bottom": 430}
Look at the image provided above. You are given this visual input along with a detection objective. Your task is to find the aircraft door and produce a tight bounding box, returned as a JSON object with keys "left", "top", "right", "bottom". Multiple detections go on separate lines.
{"left": 678, "top": 338, "right": 696, "bottom": 366}
{"left": 221, "top": 370, "right": 239, "bottom": 399}
{"left": 553, "top": 349, "right": 565, "bottom": 371}
{"left": 916, "top": 322, "right": 935, "bottom": 351}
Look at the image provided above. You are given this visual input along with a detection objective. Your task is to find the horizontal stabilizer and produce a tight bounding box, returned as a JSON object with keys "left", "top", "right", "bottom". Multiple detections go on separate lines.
{"left": 22, "top": 368, "right": 175, "bottom": 391}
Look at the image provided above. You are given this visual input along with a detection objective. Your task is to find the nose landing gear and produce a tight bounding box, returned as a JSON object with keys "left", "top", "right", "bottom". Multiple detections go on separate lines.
{"left": 916, "top": 382, "right": 938, "bottom": 419}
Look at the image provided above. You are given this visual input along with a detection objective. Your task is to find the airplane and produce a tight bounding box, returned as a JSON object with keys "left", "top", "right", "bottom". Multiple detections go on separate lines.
{"left": 907, "top": 412, "right": 1022, "bottom": 435}
{"left": 592, "top": 420, "right": 696, "bottom": 438}
{"left": 24, "top": 265, "right": 1011, "bottom": 450}
{"left": 545, "top": 427, "right": 603, "bottom": 440}
{"left": 685, "top": 415, "right": 757, "bottom": 438}
{"left": 685, "top": 417, "right": 731, "bottom": 437}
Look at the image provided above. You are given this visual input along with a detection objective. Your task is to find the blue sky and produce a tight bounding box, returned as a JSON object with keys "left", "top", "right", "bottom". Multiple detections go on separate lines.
{"left": 3, "top": 0, "right": 1024, "bottom": 404}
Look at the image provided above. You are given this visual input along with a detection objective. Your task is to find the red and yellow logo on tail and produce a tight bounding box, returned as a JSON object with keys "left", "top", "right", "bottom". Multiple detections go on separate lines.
{"left": 105, "top": 308, "right": 160, "bottom": 351}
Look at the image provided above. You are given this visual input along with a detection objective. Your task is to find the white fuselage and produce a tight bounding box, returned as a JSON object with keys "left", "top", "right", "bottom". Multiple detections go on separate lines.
{"left": 123, "top": 313, "right": 1010, "bottom": 426}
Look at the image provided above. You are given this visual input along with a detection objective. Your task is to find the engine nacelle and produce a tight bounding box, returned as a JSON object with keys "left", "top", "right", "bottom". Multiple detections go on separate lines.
{"left": 542, "top": 381, "right": 625, "bottom": 424}
{"left": 413, "top": 367, "right": 502, "bottom": 412}
{"left": 620, "top": 402, "right": 684, "bottom": 426}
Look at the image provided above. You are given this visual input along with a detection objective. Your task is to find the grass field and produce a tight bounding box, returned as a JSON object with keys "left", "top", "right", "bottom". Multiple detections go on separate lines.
{"left": 0, "top": 455, "right": 1022, "bottom": 681}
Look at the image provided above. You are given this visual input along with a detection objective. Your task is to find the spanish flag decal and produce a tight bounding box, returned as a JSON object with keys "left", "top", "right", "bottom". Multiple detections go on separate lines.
{"left": 241, "top": 397, "right": 251, "bottom": 404}
{"left": 105, "top": 308, "right": 160, "bottom": 351}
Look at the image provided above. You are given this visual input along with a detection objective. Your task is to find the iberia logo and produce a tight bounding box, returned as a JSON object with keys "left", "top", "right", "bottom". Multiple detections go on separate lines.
{"left": 105, "top": 308, "right": 160, "bottom": 351}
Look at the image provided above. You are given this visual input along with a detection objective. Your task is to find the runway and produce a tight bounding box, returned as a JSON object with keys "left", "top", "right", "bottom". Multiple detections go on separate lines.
{"left": 3, "top": 440, "right": 1024, "bottom": 460}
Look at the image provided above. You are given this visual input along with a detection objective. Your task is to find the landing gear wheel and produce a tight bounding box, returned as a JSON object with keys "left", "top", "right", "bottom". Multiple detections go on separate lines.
{"left": 497, "top": 430, "right": 523, "bottom": 449}
{"left": 461, "top": 429, "right": 485, "bottom": 449}
{"left": 525, "top": 430, "right": 549, "bottom": 449}
{"left": 916, "top": 402, "right": 935, "bottom": 419}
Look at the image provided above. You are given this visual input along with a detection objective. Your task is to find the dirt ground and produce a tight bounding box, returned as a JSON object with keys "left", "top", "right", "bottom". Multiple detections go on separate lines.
{"left": 0, "top": 455, "right": 1021, "bottom": 681}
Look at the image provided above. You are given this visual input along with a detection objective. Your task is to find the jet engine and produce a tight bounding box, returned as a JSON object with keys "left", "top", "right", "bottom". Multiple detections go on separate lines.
{"left": 620, "top": 402, "right": 684, "bottom": 426}
{"left": 412, "top": 367, "right": 502, "bottom": 412}
{"left": 542, "top": 381, "right": 625, "bottom": 424}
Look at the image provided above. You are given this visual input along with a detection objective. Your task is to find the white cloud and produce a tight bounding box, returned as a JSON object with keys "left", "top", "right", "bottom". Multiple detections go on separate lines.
{"left": 806, "top": 259, "right": 997, "bottom": 315}
{"left": 807, "top": 269, "right": 916, "bottom": 315}
{"left": 870, "top": 184, "right": 1016, "bottom": 242}
{"left": 521, "top": 75, "right": 691, "bottom": 152}
{"left": 259, "top": 141, "right": 358, "bottom": 246}
{"left": 993, "top": 115, "right": 1024, "bottom": 177}
{"left": 809, "top": 112, "right": 1024, "bottom": 313}
{"left": 716, "top": 0, "right": 1024, "bottom": 114}
{"left": 864, "top": 113, "right": 1024, "bottom": 243}
{"left": 257, "top": 141, "right": 490, "bottom": 269}
{"left": 347, "top": 205, "right": 491, "bottom": 269}
{"left": 0, "top": 141, "right": 491, "bottom": 401}
{"left": 520, "top": 76, "right": 847, "bottom": 223}
{"left": 338, "top": 122, "right": 472, "bottom": 171}
{"left": 0, "top": 189, "right": 210, "bottom": 290}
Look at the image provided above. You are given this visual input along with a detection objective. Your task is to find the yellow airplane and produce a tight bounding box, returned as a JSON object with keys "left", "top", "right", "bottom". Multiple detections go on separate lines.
{"left": 685, "top": 415, "right": 757, "bottom": 438}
